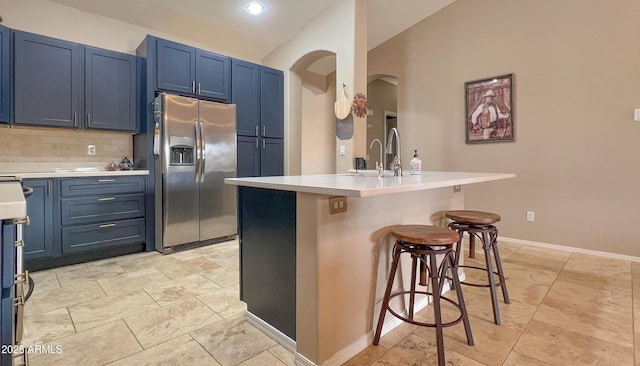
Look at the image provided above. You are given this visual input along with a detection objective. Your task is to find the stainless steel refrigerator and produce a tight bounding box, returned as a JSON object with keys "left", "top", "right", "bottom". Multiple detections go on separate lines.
{"left": 154, "top": 93, "right": 237, "bottom": 253}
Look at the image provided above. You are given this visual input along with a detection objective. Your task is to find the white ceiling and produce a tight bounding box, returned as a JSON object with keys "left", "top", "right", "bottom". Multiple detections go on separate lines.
{"left": 43, "top": 0, "right": 454, "bottom": 61}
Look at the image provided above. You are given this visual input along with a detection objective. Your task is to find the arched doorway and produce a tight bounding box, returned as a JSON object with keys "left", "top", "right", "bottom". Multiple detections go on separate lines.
{"left": 290, "top": 51, "right": 337, "bottom": 175}
{"left": 366, "top": 75, "right": 398, "bottom": 171}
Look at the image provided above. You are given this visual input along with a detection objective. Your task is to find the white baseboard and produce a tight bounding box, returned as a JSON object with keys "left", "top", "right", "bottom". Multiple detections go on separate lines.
{"left": 245, "top": 311, "right": 296, "bottom": 354}
{"left": 500, "top": 236, "right": 640, "bottom": 263}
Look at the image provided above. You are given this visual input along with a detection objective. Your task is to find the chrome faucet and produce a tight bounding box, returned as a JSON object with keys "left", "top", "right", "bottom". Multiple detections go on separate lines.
{"left": 386, "top": 127, "right": 402, "bottom": 176}
{"left": 369, "top": 138, "right": 384, "bottom": 178}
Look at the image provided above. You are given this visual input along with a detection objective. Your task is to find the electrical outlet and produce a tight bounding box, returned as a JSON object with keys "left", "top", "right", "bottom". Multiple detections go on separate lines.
{"left": 526, "top": 211, "right": 535, "bottom": 222}
{"left": 453, "top": 185, "right": 461, "bottom": 193}
{"left": 88, "top": 145, "right": 96, "bottom": 155}
{"left": 328, "top": 196, "right": 348, "bottom": 214}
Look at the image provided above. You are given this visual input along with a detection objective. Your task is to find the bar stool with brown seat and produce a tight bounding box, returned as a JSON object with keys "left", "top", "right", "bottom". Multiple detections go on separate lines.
{"left": 373, "top": 225, "right": 474, "bottom": 366}
{"left": 445, "top": 210, "right": 510, "bottom": 325}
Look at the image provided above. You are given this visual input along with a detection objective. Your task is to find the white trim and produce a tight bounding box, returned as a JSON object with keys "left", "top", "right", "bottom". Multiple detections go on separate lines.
{"left": 294, "top": 352, "right": 316, "bottom": 366}
{"left": 245, "top": 311, "right": 296, "bottom": 353}
{"left": 500, "top": 236, "right": 640, "bottom": 263}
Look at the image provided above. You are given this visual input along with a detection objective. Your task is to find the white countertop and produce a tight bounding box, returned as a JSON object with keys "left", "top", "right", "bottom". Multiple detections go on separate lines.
{"left": 10, "top": 170, "right": 149, "bottom": 179}
{"left": 225, "top": 171, "right": 516, "bottom": 197}
{"left": 0, "top": 162, "right": 149, "bottom": 178}
{"left": 0, "top": 181, "right": 27, "bottom": 220}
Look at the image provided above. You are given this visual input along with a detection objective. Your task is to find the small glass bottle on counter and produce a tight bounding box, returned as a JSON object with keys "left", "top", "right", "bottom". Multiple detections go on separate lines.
{"left": 410, "top": 150, "right": 422, "bottom": 175}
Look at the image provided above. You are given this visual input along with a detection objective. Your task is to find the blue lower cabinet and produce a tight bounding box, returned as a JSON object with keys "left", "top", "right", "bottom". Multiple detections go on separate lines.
{"left": 23, "top": 179, "right": 55, "bottom": 261}
{"left": 61, "top": 193, "right": 145, "bottom": 226}
{"left": 1, "top": 222, "right": 15, "bottom": 366}
{"left": 1, "top": 289, "right": 14, "bottom": 366}
{"left": 62, "top": 218, "right": 145, "bottom": 254}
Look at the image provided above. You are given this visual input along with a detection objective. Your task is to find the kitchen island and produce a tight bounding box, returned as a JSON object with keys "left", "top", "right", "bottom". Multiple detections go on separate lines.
{"left": 225, "top": 171, "right": 515, "bottom": 366}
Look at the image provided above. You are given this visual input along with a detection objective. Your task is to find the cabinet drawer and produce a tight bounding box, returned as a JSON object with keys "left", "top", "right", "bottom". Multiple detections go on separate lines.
{"left": 61, "top": 218, "right": 145, "bottom": 254}
{"left": 61, "top": 194, "right": 145, "bottom": 226}
{"left": 60, "top": 176, "right": 145, "bottom": 196}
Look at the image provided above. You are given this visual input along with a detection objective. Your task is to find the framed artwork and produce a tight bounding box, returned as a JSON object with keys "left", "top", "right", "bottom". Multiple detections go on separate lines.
{"left": 465, "top": 74, "right": 514, "bottom": 144}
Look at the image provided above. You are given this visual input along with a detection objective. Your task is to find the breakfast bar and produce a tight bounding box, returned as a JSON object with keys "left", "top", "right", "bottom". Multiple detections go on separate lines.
{"left": 225, "top": 171, "right": 515, "bottom": 366}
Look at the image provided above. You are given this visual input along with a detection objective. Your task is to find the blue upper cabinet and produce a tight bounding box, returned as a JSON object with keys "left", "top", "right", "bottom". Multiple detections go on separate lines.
{"left": 196, "top": 49, "right": 230, "bottom": 101}
{"left": 0, "top": 25, "right": 9, "bottom": 124}
{"left": 85, "top": 47, "right": 137, "bottom": 132}
{"left": 156, "top": 38, "right": 230, "bottom": 101}
{"left": 157, "top": 39, "right": 195, "bottom": 95}
{"left": 14, "top": 31, "right": 81, "bottom": 128}
{"left": 231, "top": 59, "right": 261, "bottom": 137}
{"left": 260, "top": 66, "right": 284, "bottom": 139}
{"left": 231, "top": 60, "right": 283, "bottom": 139}
{"left": 13, "top": 31, "right": 139, "bottom": 132}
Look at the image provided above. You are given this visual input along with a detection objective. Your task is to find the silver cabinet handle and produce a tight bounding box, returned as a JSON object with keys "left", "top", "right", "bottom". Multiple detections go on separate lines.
{"left": 47, "top": 180, "right": 51, "bottom": 196}
{"left": 99, "top": 223, "right": 116, "bottom": 229}
{"left": 98, "top": 179, "right": 115, "bottom": 182}
{"left": 255, "top": 125, "right": 258, "bottom": 136}
{"left": 192, "top": 81, "right": 196, "bottom": 93}
{"left": 198, "top": 82, "right": 201, "bottom": 94}
{"left": 262, "top": 139, "right": 265, "bottom": 149}
{"left": 98, "top": 197, "right": 115, "bottom": 201}
{"left": 87, "top": 113, "right": 91, "bottom": 127}
{"left": 73, "top": 113, "right": 77, "bottom": 127}
{"left": 263, "top": 126, "right": 266, "bottom": 136}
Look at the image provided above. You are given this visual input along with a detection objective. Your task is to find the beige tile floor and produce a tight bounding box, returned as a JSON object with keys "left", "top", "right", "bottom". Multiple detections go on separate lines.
{"left": 22, "top": 239, "right": 639, "bottom": 365}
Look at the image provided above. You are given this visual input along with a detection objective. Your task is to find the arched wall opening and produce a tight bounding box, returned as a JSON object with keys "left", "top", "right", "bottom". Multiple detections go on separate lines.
{"left": 366, "top": 74, "right": 398, "bottom": 170}
{"left": 290, "top": 50, "right": 337, "bottom": 175}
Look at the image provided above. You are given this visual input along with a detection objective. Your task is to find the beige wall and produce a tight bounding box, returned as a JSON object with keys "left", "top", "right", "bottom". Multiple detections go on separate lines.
{"left": 368, "top": 0, "right": 640, "bottom": 256}
{"left": 301, "top": 80, "right": 337, "bottom": 175}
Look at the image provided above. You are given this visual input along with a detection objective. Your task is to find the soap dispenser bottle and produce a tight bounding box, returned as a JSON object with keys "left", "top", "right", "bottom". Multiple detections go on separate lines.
{"left": 410, "top": 150, "right": 422, "bottom": 175}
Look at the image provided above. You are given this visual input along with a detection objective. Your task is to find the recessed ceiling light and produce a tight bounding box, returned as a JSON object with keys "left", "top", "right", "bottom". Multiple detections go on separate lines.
{"left": 246, "top": 2, "right": 265, "bottom": 16}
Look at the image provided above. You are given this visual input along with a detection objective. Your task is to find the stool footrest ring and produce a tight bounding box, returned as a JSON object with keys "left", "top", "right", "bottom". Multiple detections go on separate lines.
{"left": 448, "top": 265, "right": 506, "bottom": 288}
{"left": 386, "top": 290, "right": 465, "bottom": 328}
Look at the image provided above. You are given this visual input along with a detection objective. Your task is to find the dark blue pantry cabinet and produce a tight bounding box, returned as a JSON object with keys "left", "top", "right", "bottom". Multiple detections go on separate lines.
{"left": 13, "top": 31, "right": 139, "bottom": 132}
{"left": 0, "top": 25, "right": 10, "bottom": 124}
{"left": 23, "top": 176, "right": 146, "bottom": 271}
{"left": 156, "top": 37, "right": 230, "bottom": 101}
{"left": 232, "top": 59, "right": 284, "bottom": 177}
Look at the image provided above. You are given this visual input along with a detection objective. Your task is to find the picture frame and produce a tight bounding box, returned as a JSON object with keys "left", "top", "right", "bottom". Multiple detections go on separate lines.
{"left": 465, "top": 74, "right": 514, "bottom": 144}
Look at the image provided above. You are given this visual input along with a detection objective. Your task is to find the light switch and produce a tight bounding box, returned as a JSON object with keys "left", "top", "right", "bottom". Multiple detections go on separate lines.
{"left": 634, "top": 108, "right": 640, "bottom": 121}
{"left": 339, "top": 145, "right": 346, "bottom": 156}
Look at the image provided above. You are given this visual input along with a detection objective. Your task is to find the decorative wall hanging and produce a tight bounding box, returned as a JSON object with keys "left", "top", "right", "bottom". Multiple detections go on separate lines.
{"left": 334, "top": 84, "right": 351, "bottom": 120}
{"left": 465, "top": 74, "right": 514, "bottom": 144}
{"left": 351, "top": 93, "right": 368, "bottom": 118}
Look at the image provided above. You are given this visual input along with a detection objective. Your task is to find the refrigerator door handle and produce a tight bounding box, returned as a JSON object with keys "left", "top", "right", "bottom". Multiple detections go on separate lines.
{"left": 194, "top": 120, "right": 202, "bottom": 182}
{"left": 199, "top": 121, "right": 206, "bottom": 183}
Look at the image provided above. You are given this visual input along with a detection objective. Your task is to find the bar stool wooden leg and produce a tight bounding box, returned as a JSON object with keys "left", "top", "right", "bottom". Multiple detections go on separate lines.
{"left": 468, "top": 233, "right": 476, "bottom": 258}
{"left": 482, "top": 231, "right": 501, "bottom": 325}
{"left": 373, "top": 244, "right": 402, "bottom": 345}
{"left": 490, "top": 230, "right": 510, "bottom": 304}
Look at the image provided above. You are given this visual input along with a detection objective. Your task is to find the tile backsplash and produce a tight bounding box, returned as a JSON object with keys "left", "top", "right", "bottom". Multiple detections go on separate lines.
{"left": 0, "top": 126, "right": 133, "bottom": 168}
